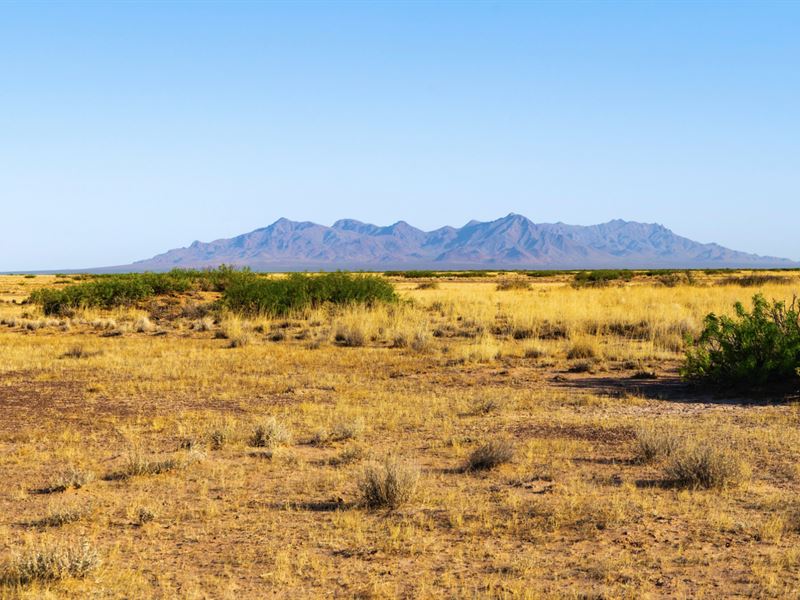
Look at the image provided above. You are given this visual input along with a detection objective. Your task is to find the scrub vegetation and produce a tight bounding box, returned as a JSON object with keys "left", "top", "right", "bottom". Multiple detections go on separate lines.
{"left": 1, "top": 269, "right": 799, "bottom": 598}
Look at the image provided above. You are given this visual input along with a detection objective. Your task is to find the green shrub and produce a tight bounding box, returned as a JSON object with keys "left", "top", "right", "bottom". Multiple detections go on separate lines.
{"left": 572, "top": 270, "right": 633, "bottom": 288}
{"left": 682, "top": 294, "right": 800, "bottom": 387}
{"left": 222, "top": 272, "right": 396, "bottom": 316}
{"left": 29, "top": 267, "right": 241, "bottom": 315}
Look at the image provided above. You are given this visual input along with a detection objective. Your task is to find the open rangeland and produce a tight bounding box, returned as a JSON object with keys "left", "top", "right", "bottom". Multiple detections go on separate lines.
{"left": 1, "top": 271, "right": 799, "bottom": 599}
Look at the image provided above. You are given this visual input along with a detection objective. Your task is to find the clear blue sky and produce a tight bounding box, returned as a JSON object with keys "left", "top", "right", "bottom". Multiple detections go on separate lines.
{"left": 2, "top": 1, "right": 798, "bottom": 270}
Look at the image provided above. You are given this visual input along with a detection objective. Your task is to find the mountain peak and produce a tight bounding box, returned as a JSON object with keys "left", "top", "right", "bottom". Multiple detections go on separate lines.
{"left": 120, "top": 214, "right": 795, "bottom": 272}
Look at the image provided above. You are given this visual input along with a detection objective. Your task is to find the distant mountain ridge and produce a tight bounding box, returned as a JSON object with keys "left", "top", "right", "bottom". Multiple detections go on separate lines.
{"left": 118, "top": 214, "right": 794, "bottom": 272}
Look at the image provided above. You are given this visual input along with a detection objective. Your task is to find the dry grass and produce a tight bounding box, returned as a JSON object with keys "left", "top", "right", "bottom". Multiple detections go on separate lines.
{"left": 358, "top": 457, "right": 419, "bottom": 509}
{"left": 1, "top": 271, "right": 800, "bottom": 597}
{"left": 1, "top": 541, "right": 100, "bottom": 586}
{"left": 465, "top": 438, "right": 515, "bottom": 471}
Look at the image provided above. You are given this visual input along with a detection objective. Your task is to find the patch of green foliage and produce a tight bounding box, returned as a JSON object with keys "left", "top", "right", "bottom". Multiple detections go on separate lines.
{"left": 572, "top": 270, "right": 634, "bottom": 288}
{"left": 29, "top": 267, "right": 239, "bottom": 315}
{"left": 221, "top": 272, "right": 396, "bottom": 316}
{"left": 683, "top": 294, "right": 800, "bottom": 387}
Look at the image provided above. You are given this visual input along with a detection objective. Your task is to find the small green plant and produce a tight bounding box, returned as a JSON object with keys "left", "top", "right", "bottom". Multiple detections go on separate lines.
{"left": 682, "top": 294, "right": 800, "bottom": 387}
{"left": 358, "top": 457, "right": 419, "bottom": 509}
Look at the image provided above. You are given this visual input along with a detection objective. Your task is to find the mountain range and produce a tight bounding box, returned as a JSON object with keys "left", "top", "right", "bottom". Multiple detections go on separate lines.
{"left": 116, "top": 214, "right": 793, "bottom": 272}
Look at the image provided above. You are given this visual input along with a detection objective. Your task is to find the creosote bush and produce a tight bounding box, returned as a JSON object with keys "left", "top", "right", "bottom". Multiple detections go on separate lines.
{"left": 466, "top": 438, "right": 515, "bottom": 471}
{"left": 358, "top": 457, "right": 419, "bottom": 509}
{"left": 683, "top": 294, "right": 800, "bottom": 387}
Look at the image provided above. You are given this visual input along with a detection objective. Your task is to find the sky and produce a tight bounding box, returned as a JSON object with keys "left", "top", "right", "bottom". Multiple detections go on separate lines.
{"left": 1, "top": 1, "right": 799, "bottom": 270}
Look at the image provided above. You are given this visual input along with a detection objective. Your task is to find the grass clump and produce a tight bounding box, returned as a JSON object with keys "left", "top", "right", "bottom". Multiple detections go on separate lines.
{"left": 334, "top": 323, "right": 366, "bottom": 347}
{"left": 664, "top": 443, "right": 749, "bottom": 490}
{"left": 496, "top": 279, "right": 530, "bottom": 291}
{"left": 566, "top": 341, "right": 597, "bottom": 360}
{"left": 312, "top": 417, "right": 365, "bottom": 445}
{"left": 1, "top": 541, "right": 100, "bottom": 585}
{"left": 358, "top": 457, "right": 419, "bottom": 509}
{"left": 32, "top": 503, "right": 91, "bottom": 528}
{"left": 466, "top": 438, "right": 515, "bottom": 471}
{"left": 683, "top": 294, "right": 800, "bottom": 387}
{"left": 250, "top": 417, "right": 292, "bottom": 448}
{"left": 109, "top": 449, "right": 202, "bottom": 480}
{"left": 633, "top": 426, "right": 682, "bottom": 463}
{"left": 39, "top": 467, "right": 95, "bottom": 494}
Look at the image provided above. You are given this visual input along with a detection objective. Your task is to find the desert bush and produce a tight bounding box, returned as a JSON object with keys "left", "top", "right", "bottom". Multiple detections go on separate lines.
{"left": 222, "top": 272, "right": 396, "bottom": 316}
{"left": 40, "top": 467, "right": 95, "bottom": 493}
{"left": 328, "top": 444, "right": 367, "bottom": 467}
{"left": 133, "top": 316, "right": 156, "bottom": 333}
{"left": 111, "top": 449, "right": 201, "bottom": 480}
{"left": 466, "top": 438, "right": 515, "bottom": 471}
{"left": 467, "top": 398, "right": 502, "bottom": 415}
{"left": 208, "top": 425, "right": 232, "bottom": 450}
{"left": 633, "top": 426, "right": 682, "bottom": 463}
{"left": 567, "top": 341, "right": 597, "bottom": 360}
{"left": 664, "top": 443, "right": 749, "bottom": 489}
{"left": 28, "top": 268, "right": 240, "bottom": 315}
{"left": 415, "top": 282, "right": 439, "bottom": 290}
{"left": 1, "top": 541, "right": 100, "bottom": 585}
{"left": 720, "top": 274, "right": 790, "bottom": 287}
{"left": 250, "top": 417, "right": 292, "bottom": 448}
{"left": 312, "top": 416, "right": 365, "bottom": 445}
{"left": 192, "top": 317, "right": 215, "bottom": 332}
{"left": 358, "top": 457, "right": 419, "bottom": 509}
{"left": 32, "top": 504, "right": 90, "bottom": 528}
{"left": 496, "top": 279, "right": 530, "bottom": 291}
{"left": 60, "top": 345, "right": 99, "bottom": 359}
{"left": 227, "top": 332, "right": 252, "bottom": 348}
{"left": 683, "top": 294, "right": 800, "bottom": 387}
{"left": 572, "top": 270, "right": 633, "bottom": 288}
{"left": 334, "top": 323, "right": 366, "bottom": 347}
{"left": 135, "top": 507, "right": 156, "bottom": 525}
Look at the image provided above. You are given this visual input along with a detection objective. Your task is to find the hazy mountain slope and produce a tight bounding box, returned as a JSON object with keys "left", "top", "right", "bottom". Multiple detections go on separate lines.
{"left": 123, "top": 214, "right": 794, "bottom": 271}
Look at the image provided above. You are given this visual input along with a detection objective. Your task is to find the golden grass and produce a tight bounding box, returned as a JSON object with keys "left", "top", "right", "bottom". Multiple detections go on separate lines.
{"left": 0, "top": 271, "right": 799, "bottom": 597}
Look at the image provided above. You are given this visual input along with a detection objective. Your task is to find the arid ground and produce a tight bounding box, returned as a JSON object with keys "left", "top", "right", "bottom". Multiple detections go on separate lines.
{"left": 1, "top": 271, "right": 799, "bottom": 598}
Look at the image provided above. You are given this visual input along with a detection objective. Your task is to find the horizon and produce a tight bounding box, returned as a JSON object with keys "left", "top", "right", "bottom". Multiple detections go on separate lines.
{"left": 2, "top": 1, "right": 799, "bottom": 269}
{"left": 14, "top": 212, "right": 795, "bottom": 273}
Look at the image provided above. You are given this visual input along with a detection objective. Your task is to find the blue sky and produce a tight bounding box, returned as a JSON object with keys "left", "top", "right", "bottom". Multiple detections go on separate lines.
{"left": 1, "top": 1, "right": 798, "bottom": 270}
